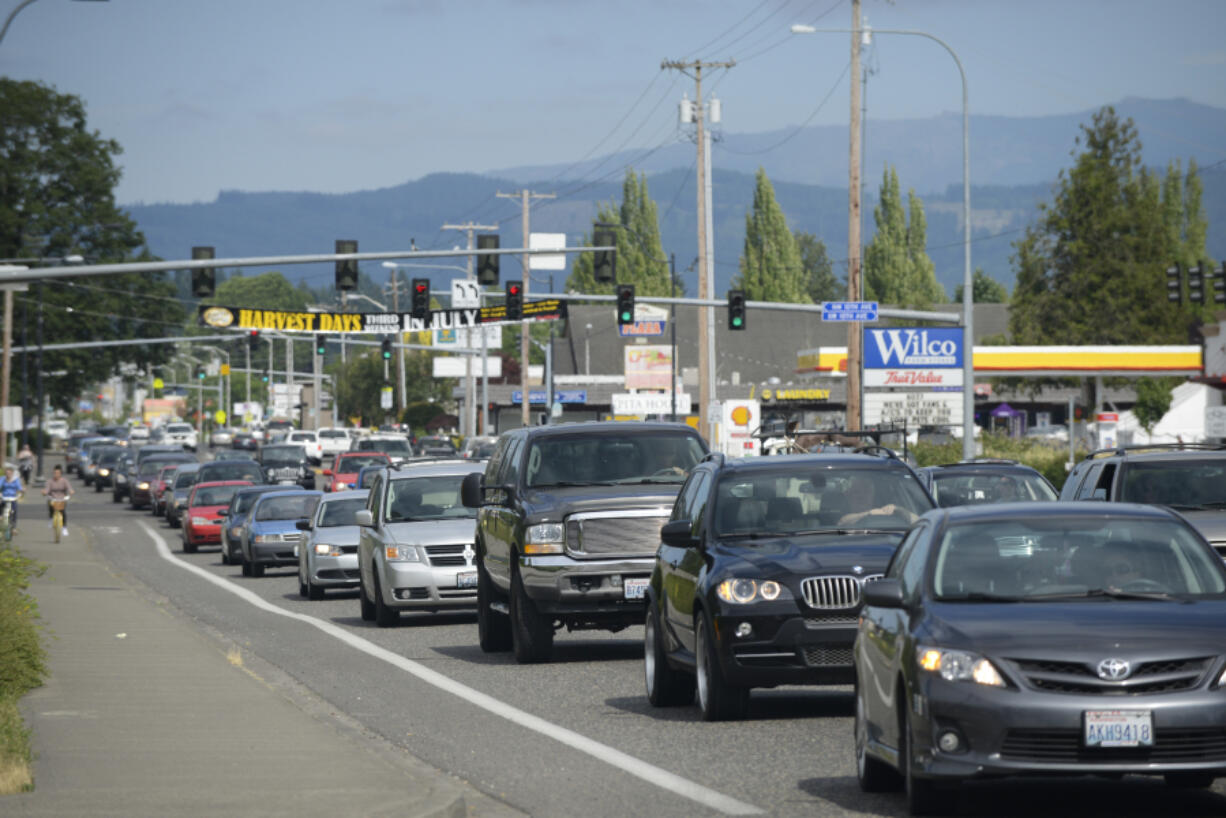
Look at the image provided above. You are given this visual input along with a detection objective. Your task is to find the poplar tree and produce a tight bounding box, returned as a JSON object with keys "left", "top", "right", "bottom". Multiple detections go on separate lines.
{"left": 795, "top": 231, "right": 842, "bottom": 303}
{"left": 733, "top": 168, "right": 806, "bottom": 302}
{"left": 862, "top": 166, "right": 944, "bottom": 307}
{"left": 567, "top": 170, "right": 671, "bottom": 296}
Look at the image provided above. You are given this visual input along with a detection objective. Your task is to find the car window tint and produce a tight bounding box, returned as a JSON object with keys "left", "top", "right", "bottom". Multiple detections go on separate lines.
{"left": 1075, "top": 463, "right": 1104, "bottom": 500}
{"left": 194, "top": 485, "right": 245, "bottom": 506}
{"left": 671, "top": 471, "right": 705, "bottom": 522}
{"left": 319, "top": 498, "right": 367, "bottom": 527}
{"left": 1120, "top": 460, "right": 1226, "bottom": 506}
{"left": 501, "top": 437, "right": 524, "bottom": 487}
{"left": 524, "top": 431, "right": 704, "bottom": 486}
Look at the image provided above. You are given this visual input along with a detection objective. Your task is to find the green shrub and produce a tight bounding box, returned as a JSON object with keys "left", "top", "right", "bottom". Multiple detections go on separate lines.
{"left": 0, "top": 548, "right": 46, "bottom": 701}
{"left": 912, "top": 433, "right": 1087, "bottom": 490}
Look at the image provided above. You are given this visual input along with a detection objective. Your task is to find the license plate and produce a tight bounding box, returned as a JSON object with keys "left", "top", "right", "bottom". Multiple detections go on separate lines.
{"left": 456, "top": 571, "right": 477, "bottom": 589}
{"left": 1084, "top": 710, "right": 1153, "bottom": 748}
{"left": 278, "top": 479, "right": 296, "bottom": 485}
{"left": 623, "top": 577, "right": 649, "bottom": 600}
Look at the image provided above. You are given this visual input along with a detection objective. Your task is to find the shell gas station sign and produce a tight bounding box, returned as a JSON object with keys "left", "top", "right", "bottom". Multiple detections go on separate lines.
{"left": 719, "top": 399, "right": 760, "bottom": 457}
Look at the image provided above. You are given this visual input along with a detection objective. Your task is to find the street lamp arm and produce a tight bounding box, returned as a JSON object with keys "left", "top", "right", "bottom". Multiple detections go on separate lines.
{"left": 0, "top": 0, "right": 40, "bottom": 48}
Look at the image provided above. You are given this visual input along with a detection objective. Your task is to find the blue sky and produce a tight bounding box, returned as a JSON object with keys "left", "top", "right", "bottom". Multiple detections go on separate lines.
{"left": 4, "top": 0, "right": 1224, "bottom": 205}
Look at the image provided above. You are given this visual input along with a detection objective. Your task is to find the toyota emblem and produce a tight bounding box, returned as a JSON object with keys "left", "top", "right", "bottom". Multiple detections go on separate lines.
{"left": 1096, "top": 658, "right": 1132, "bottom": 681}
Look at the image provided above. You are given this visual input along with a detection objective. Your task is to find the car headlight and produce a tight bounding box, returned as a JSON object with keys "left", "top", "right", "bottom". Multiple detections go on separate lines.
{"left": 253, "top": 533, "right": 282, "bottom": 544}
{"left": 525, "top": 523, "right": 565, "bottom": 555}
{"left": 138, "top": 482, "right": 150, "bottom": 490}
{"left": 190, "top": 516, "right": 210, "bottom": 526}
{"left": 917, "top": 645, "right": 1006, "bottom": 687}
{"left": 333, "top": 482, "right": 347, "bottom": 491}
{"left": 715, "top": 578, "right": 787, "bottom": 604}
{"left": 314, "top": 543, "right": 342, "bottom": 557}
{"left": 99, "top": 468, "right": 110, "bottom": 476}
{"left": 385, "top": 545, "right": 420, "bottom": 562}
{"left": 230, "top": 527, "right": 243, "bottom": 539}
{"left": 1217, "top": 665, "right": 1226, "bottom": 687}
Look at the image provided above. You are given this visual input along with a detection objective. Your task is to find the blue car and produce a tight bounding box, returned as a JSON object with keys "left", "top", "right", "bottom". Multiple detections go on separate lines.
{"left": 241, "top": 490, "right": 322, "bottom": 577}
{"left": 221, "top": 485, "right": 300, "bottom": 567}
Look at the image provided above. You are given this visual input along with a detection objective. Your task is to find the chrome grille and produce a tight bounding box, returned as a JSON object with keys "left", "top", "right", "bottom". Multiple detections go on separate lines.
{"left": 565, "top": 509, "right": 669, "bottom": 558}
{"left": 425, "top": 543, "right": 470, "bottom": 567}
{"left": 1010, "top": 656, "right": 1211, "bottom": 696}
{"left": 801, "top": 575, "right": 878, "bottom": 610}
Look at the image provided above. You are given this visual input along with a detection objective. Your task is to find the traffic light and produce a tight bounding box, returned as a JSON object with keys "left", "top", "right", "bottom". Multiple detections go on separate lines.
{"left": 380, "top": 336, "right": 393, "bottom": 360}
{"left": 505, "top": 280, "right": 523, "bottom": 321}
{"left": 476, "top": 234, "right": 500, "bottom": 285}
{"left": 593, "top": 227, "right": 617, "bottom": 283}
{"left": 616, "top": 283, "right": 635, "bottom": 326}
{"left": 1188, "top": 261, "right": 1205, "bottom": 305}
{"left": 315, "top": 334, "right": 328, "bottom": 356}
{"left": 191, "top": 246, "right": 215, "bottom": 298}
{"left": 411, "top": 278, "right": 430, "bottom": 321}
{"left": 1166, "top": 262, "right": 1182, "bottom": 304}
{"left": 335, "top": 239, "right": 358, "bottom": 291}
{"left": 261, "top": 369, "right": 270, "bottom": 384}
{"left": 195, "top": 366, "right": 206, "bottom": 380}
{"left": 247, "top": 329, "right": 260, "bottom": 350}
{"left": 727, "top": 289, "right": 747, "bottom": 330}
{"left": 1210, "top": 260, "right": 1226, "bottom": 305}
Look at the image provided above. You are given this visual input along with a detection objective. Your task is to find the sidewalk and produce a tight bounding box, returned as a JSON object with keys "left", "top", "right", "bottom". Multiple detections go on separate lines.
{"left": 3, "top": 506, "right": 484, "bottom": 817}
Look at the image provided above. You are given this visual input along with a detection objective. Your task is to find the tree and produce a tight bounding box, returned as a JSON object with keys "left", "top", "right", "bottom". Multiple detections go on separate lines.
{"left": 1132, "top": 377, "right": 1175, "bottom": 435}
{"left": 1, "top": 79, "right": 184, "bottom": 410}
{"left": 733, "top": 169, "right": 806, "bottom": 302}
{"left": 862, "top": 166, "right": 944, "bottom": 308}
{"left": 794, "top": 231, "right": 842, "bottom": 303}
{"left": 567, "top": 170, "right": 672, "bottom": 297}
{"left": 953, "top": 268, "right": 1009, "bottom": 303}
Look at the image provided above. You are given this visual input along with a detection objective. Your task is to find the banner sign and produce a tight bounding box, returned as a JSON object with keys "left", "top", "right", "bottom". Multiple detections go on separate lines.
{"left": 198, "top": 299, "right": 566, "bottom": 334}
{"left": 863, "top": 327, "right": 964, "bottom": 369}
{"left": 863, "top": 368, "right": 964, "bottom": 387}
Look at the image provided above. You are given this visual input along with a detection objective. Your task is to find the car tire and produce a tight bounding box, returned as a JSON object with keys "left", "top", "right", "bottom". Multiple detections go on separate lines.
{"left": 509, "top": 567, "right": 553, "bottom": 663}
{"left": 644, "top": 604, "right": 695, "bottom": 707}
{"left": 251, "top": 562, "right": 265, "bottom": 578}
{"left": 902, "top": 698, "right": 941, "bottom": 816}
{"left": 476, "top": 559, "right": 512, "bottom": 653}
{"left": 695, "top": 610, "right": 748, "bottom": 721}
{"left": 95, "top": 482, "right": 102, "bottom": 493}
{"left": 298, "top": 573, "right": 309, "bottom": 598}
{"left": 220, "top": 538, "right": 230, "bottom": 565}
{"left": 183, "top": 537, "right": 197, "bottom": 554}
{"left": 855, "top": 682, "right": 901, "bottom": 792}
{"left": 307, "top": 580, "right": 325, "bottom": 601}
{"left": 1164, "top": 772, "right": 1216, "bottom": 789}
{"left": 358, "top": 570, "right": 376, "bottom": 622}
{"left": 373, "top": 570, "right": 399, "bottom": 628}
{"left": 241, "top": 561, "right": 252, "bottom": 577}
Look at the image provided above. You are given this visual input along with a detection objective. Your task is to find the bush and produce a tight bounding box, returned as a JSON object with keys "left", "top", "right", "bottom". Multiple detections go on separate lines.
{"left": 0, "top": 546, "right": 45, "bottom": 795}
{"left": 912, "top": 432, "right": 1088, "bottom": 490}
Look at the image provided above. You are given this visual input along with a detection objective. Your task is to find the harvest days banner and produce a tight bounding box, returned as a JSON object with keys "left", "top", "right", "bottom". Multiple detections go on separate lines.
{"left": 198, "top": 299, "right": 566, "bottom": 334}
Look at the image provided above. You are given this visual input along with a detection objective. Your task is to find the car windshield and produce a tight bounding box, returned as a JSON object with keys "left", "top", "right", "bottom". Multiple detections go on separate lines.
{"left": 386, "top": 475, "right": 474, "bottom": 521}
{"left": 254, "top": 495, "right": 319, "bottom": 522}
{"left": 714, "top": 467, "right": 934, "bottom": 538}
{"left": 525, "top": 431, "right": 706, "bottom": 487}
{"left": 930, "top": 471, "right": 1057, "bottom": 507}
{"left": 931, "top": 517, "right": 1226, "bottom": 601}
{"left": 319, "top": 497, "right": 367, "bottom": 527}
{"left": 193, "top": 484, "right": 246, "bottom": 506}
{"left": 262, "top": 447, "right": 306, "bottom": 467}
{"left": 201, "top": 463, "right": 264, "bottom": 482}
{"left": 360, "top": 439, "right": 412, "bottom": 457}
{"left": 336, "top": 455, "right": 389, "bottom": 472}
{"left": 173, "top": 470, "right": 199, "bottom": 488}
{"left": 1119, "top": 460, "right": 1226, "bottom": 508}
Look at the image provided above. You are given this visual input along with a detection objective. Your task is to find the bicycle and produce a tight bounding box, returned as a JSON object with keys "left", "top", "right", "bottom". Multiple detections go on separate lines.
{"left": 50, "top": 497, "right": 69, "bottom": 543}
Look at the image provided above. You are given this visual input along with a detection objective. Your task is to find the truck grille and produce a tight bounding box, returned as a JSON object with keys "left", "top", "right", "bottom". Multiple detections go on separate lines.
{"left": 800, "top": 575, "right": 882, "bottom": 610}
{"left": 564, "top": 509, "right": 670, "bottom": 559}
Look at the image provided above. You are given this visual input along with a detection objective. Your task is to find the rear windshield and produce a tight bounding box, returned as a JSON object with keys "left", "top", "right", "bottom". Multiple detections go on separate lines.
{"left": 255, "top": 494, "right": 319, "bottom": 521}
{"left": 525, "top": 431, "right": 707, "bottom": 487}
{"left": 930, "top": 471, "right": 1057, "bottom": 507}
{"left": 358, "top": 439, "right": 412, "bottom": 457}
{"left": 319, "top": 497, "right": 367, "bottom": 527}
{"left": 319, "top": 430, "right": 349, "bottom": 439}
{"left": 166, "top": 424, "right": 193, "bottom": 434}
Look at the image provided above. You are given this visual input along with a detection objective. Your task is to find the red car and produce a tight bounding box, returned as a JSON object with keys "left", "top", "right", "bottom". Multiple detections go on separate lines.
{"left": 150, "top": 463, "right": 179, "bottom": 517}
{"left": 323, "top": 452, "right": 390, "bottom": 492}
{"left": 182, "top": 481, "right": 253, "bottom": 553}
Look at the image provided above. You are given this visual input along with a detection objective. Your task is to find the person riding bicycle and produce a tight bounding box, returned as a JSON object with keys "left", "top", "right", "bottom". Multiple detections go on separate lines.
{"left": 0, "top": 465, "right": 24, "bottom": 533}
{"left": 42, "top": 465, "right": 74, "bottom": 537}
{"left": 17, "top": 444, "right": 34, "bottom": 484}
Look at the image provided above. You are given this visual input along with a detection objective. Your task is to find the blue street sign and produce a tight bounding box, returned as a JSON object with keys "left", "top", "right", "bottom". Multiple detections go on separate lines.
{"left": 512, "top": 390, "right": 587, "bottom": 405}
{"left": 822, "top": 301, "right": 878, "bottom": 322}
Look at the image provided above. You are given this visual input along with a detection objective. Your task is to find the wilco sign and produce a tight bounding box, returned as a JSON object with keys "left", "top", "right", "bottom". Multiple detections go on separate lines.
{"left": 864, "top": 327, "right": 964, "bottom": 369}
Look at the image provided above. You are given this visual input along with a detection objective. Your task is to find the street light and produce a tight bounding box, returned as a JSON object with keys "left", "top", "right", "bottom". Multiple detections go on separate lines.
{"left": 791, "top": 23, "right": 973, "bottom": 458}
{"left": 0, "top": 0, "right": 109, "bottom": 49}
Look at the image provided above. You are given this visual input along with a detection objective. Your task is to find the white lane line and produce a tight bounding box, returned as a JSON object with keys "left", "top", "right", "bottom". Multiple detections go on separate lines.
{"left": 142, "top": 523, "right": 763, "bottom": 816}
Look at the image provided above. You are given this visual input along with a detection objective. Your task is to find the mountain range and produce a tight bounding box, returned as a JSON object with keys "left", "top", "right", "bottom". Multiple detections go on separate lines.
{"left": 126, "top": 97, "right": 1226, "bottom": 300}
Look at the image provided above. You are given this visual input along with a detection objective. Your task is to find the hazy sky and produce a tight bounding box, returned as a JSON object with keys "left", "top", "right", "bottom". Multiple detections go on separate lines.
{"left": 5, "top": 0, "right": 1224, "bottom": 206}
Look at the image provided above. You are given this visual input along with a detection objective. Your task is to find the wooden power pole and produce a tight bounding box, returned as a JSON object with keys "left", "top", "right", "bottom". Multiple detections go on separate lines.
{"left": 497, "top": 190, "right": 555, "bottom": 428}
{"left": 846, "top": 0, "right": 864, "bottom": 430}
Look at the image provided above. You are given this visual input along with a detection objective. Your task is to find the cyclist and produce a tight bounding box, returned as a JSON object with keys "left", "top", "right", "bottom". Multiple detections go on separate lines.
{"left": 0, "top": 465, "right": 24, "bottom": 534}
{"left": 42, "top": 465, "right": 74, "bottom": 537}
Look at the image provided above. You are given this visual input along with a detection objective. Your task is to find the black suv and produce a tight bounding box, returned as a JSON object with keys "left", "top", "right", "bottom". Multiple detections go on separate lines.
{"left": 258, "top": 445, "right": 316, "bottom": 490}
{"left": 461, "top": 421, "right": 708, "bottom": 663}
{"left": 914, "top": 459, "right": 1057, "bottom": 507}
{"left": 1060, "top": 444, "right": 1226, "bottom": 559}
{"left": 644, "top": 451, "right": 935, "bottom": 720}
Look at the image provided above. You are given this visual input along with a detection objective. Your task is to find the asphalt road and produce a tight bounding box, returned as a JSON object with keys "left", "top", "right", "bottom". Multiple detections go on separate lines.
{"left": 62, "top": 456, "right": 1226, "bottom": 817}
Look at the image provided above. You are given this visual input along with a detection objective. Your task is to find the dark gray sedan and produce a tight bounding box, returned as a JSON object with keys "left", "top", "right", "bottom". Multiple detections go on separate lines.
{"left": 854, "top": 502, "right": 1226, "bottom": 814}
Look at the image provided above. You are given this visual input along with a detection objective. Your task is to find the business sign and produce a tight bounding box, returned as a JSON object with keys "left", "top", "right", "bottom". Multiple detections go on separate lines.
{"left": 719, "top": 399, "right": 760, "bottom": 457}
{"left": 433, "top": 324, "right": 502, "bottom": 349}
{"left": 624, "top": 344, "right": 673, "bottom": 390}
{"left": 1206, "top": 406, "right": 1226, "bottom": 438}
{"left": 611, "top": 392, "right": 692, "bottom": 416}
{"left": 528, "top": 233, "right": 567, "bottom": 270}
{"left": 198, "top": 299, "right": 566, "bottom": 334}
{"left": 822, "top": 301, "right": 878, "bottom": 322}
{"left": 864, "top": 327, "right": 964, "bottom": 369}
{"left": 511, "top": 390, "right": 588, "bottom": 405}
{"left": 618, "top": 304, "right": 669, "bottom": 338}
{"left": 431, "top": 356, "right": 502, "bottom": 379}
{"left": 863, "top": 368, "right": 964, "bottom": 387}
{"left": 796, "top": 347, "right": 847, "bottom": 377}
{"left": 863, "top": 391, "right": 963, "bottom": 427}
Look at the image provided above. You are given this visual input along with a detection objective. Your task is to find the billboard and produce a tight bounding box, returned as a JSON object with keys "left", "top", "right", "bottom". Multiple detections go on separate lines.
{"left": 624, "top": 345, "right": 673, "bottom": 390}
{"left": 864, "top": 327, "right": 964, "bottom": 369}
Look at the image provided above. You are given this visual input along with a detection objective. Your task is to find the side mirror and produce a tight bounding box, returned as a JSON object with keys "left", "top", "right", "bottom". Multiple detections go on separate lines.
{"left": 861, "top": 578, "right": 905, "bottom": 609}
{"left": 295, "top": 518, "right": 312, "bottom": 531}
{"left": 322, "top": 469, "right": 333, "bottom": 476}
{"left": 461, "top": 472, "right": 485, "bottom": 508}
{"left": 660, "top": 519, "right": 697, "bottom": 548}
{"left": 354, "top": 509, "right": 373, "bottom": 527}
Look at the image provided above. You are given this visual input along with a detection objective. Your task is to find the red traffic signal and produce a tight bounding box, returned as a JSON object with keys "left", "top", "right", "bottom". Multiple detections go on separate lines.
{"left": 505, "top": 280, "right": 523, "bottom": 321}
{"left": 411, "top": 278, "right": 430, "bottom": 321}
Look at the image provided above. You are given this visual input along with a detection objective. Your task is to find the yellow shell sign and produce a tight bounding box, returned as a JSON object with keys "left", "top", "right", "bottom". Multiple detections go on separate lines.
{"left": 730, "top": 405, "right": 752, "bottom": 426}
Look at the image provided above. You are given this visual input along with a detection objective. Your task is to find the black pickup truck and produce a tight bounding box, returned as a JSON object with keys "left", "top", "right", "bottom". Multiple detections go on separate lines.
{"left": 462, "top": 421, "right": 708, "bottom": 663}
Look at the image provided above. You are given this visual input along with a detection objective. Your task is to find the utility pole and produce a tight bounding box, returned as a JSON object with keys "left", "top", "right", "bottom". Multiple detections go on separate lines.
{"left": 497, "top": 190, "right": 555, "bottom": 428}
{"left": 443, "top": 221, "right": 498, "bottom": 438}
{"left": 384, "top": 271, "right": 407, "bottom": 416}
{"left": 846, "top": 0, "right": 864, "bottom": 430}
{"left": 663, "top": 57, "right": 733, "bottom": 444}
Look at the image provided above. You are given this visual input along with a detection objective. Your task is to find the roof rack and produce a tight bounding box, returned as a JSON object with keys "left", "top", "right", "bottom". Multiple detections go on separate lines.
{"left": 935, "top": 458, "right": 1018, "bottom": 468}
{"left": 1085, "top": 442, "right": 1226, "bottom": 460}
{"left": 853, "top": 445, "right": 903, "bottom": 461}
{"left": 754, "top": 423, "right": 910, "bottom": 461}
{"left": 700, "top": 451, "right": 726, "bottom": 467}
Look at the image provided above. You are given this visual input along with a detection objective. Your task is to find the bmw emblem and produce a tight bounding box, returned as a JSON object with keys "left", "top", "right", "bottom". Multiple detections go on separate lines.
{"left": 1096, "top": 658, "right": 1132, "bottom": 681}
{"left": 852, "top": 565, "right": 864, "bottom": 575}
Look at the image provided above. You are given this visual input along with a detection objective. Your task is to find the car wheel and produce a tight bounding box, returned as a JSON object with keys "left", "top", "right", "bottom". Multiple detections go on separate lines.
{"left": 95, "top": 482, "right": 102, "bottom": 493}
{"left": 298, "top": 569, "right": 309, "bottom": 598}
{"left": 644, "top": 604, "right": 695, "bottom": 707}
{"left": 251, "top": 562, "right": 265, "bottom": 578}
{"left": 307, "top": 579, "right": 325, "bottom": 601}
{"left": 509, "top": 567, "right": 553, "bottom": 663}
{"left": 902, "top": 697, "right": 941, "bottom": 815}
{"left": 358, "top": 570, "right": 376, "bottom": 622}
{"left": 1164, "top": 772, "right": 1216, "bottom": 789}
{"left": 241, "top": 561, "right": 252, "bottom": 577}
{"left": 219, "top": 537, "right": 230, "bottom": 565}
{"left": 855, "top": 682, "right": 901, "bottom": 792}
{"left": 183, "top": 537, "right": 197, "bottom": 554}
{"left": 694, "top": 610, "right": 748, "bottom": 721}
{"left": 476, "top": 559, "right": 512, "bottom": 652}
{"left": 373, "top": 570, "right": 399, "bottom": 628}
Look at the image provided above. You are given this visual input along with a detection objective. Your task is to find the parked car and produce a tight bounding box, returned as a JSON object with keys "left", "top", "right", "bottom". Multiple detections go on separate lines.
{"left": 181, "top": 481, "right": 253, "bottom": 553}
{"left": 297, "top": 489, "right": 368, "bottom": 599}
{"left": 351, "top": 435, "right": 414, "bottom": 463}
{"left": 163, "top": 422, "right": 198, "bottom": 451}
{"left": 220, "top": 485, "right": 300, "bottom": 566}
{"left": 645, "top": 451, "right": 935, "bottom": 720}
{"left": 1059, "top": 443, "right": 1226, "bottom": 560}
{"left": 324, "top": 452, "right": 391, "bottom": 492}
{"left": 286, "top": 430, "right": 324, "bottom": 465}
{"left": 241, "top": 490, "right": 322, "bottom": 577}
{"left": 854, "top": 502, "right": 1226, "bottom": 813}
{"left": 317, "top": 427, "right": 352, "bottom": 459}
{"left": 258, "top": 445, "right": 315, "bottom": 489}
{"left": 914, "top": 459, "right": 1057, "bottom": 508}
{"left": 415, "top": 435, "right": 458, "bottom": 458}
{"left": 165, "top": 463, "right": 203, "bottom": 528}
{"left": 355, "top": 460, "right": 486, "bottom": 626}
{"left": 130, "top": 451, "right": 197, "bottom": 510}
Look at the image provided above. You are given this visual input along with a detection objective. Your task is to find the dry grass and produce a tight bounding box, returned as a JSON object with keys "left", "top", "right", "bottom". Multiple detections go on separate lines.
{"left": 226, "top": 647, "right": 243, "bottom": 668}
{"left": 0, "top": 756, "right": 33, "bottom": 794}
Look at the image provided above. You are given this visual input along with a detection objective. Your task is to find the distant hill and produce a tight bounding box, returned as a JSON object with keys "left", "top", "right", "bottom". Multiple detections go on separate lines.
{"left": 126, "top": 98, "right": 1226, "bottom": 300}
